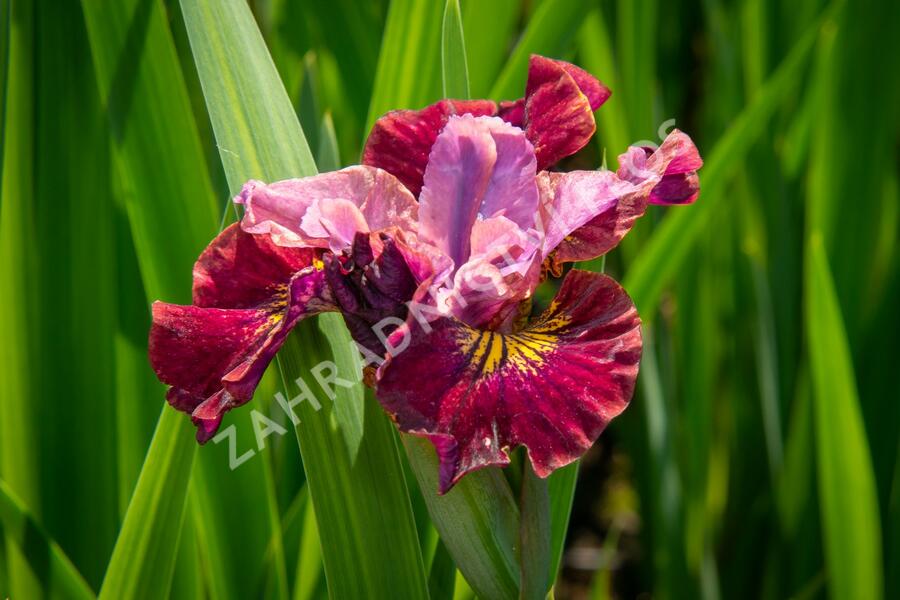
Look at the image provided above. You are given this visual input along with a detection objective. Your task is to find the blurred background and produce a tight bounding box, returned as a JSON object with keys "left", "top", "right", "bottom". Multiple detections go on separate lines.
{"left": 1, "top": 0, "right": 898, "bottom": 598}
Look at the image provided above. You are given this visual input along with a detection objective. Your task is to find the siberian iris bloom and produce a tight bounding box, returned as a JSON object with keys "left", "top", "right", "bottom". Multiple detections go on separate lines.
{"left": 149, "top": 55, "right": 702, "bottom": 492}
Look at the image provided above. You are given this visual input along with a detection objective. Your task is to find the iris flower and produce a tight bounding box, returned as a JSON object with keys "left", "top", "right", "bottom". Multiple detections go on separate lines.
{"left": 149, "top": 55, "right": 702, "bottom": 492}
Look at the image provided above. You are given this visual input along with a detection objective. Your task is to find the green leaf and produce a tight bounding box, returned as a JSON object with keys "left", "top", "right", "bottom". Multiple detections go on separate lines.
{"left": 98, "top": 409, "right": 196, "bottom": 599}
{"left": 405, "top": 437, "right": 521, "bottom": 600}
{"left": 622, "top": 11, "right": 824, "bottom": 317}
{"left": 489, "top": 0, "right": 590, "bottom": 101}
{"left": 365, "top": 0, "right": 444, "bottom": 132}
{"left": 0, "top": 479, "right": 95, "bottom": 600}
{"left": 179, "top": 2, "right": 429, "bottom": 598}
{"left": 441, "top": 0, "right": 469, "bottom": 99}
{"left": 0, "top": 1, "right": 39, "bottom": 596}
{"left": 179, "top": 0, "right": 316, "bottom": 186}
{"left": 428, "top": 539, "right": 457, "bottom": 600}
{"left": 519, "top": 463, "right": 551, "bottom": 600}
{"left": 547, "top": 462, "right": 578, "bottom": 582}
{"left": 806, "top": 235, "right": 883, "bottom": 600}
{"left": 277, "top": 325, "right": 429, "bottom": 599}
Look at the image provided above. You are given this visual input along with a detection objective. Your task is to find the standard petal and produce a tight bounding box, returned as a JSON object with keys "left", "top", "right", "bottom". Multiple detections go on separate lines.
{"left": 238, "top": 165, "right": 418, "bottom": 250}
{"left": 376, "top": 269, "right": 641, "bottom": 493}
{"left": 419, "top": 115, "right": 539, "bottom": 270}
{"left": 520, "top": 55, "right": 609, "bottom": 170}
{"left": 362, "top": 99, "right": 499, "bottom": 196}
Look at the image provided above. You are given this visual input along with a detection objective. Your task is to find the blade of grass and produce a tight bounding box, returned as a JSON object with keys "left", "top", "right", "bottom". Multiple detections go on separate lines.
{"left": 98, "top": 409, "right": 196, "bottom": 599}
{"left": 428, "top": 539, "right": 457, "bottom": 600}
{"left": 441, "top": 0, "right": 469, "bottom": 98}
{"left": 519, "top": 463, "right": 551, "bottom": 600}
{"left": 805, "top": 234, "right": 883, "bottom": 600}
{"left": 0, "top": 479, "right": 95, "bottom": 600}
{"left": 547, "top": 462, "right": 578, "bottom": 583}
{"left": 178, "top": 2, "right": 428, "bottom": 598}
{"left": 87, "top": 0, "right": 298, "bottom": 593}
{"left": 616, "top": 0, "right": 657, "bottom": 140}
{"left": 0, "top": 0, "right": 39, "bottom": 596}
{"left": 33, "top": 2, "right": 121, "bottom": 586}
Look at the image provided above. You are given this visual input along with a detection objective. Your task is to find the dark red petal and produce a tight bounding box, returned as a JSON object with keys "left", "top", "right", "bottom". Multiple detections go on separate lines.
{"left": 524, "top": 55, "right": 611, "bottom": 111}
{"left": 376, "top": 269, "right": 641, "bottom": 493}
{"left": 150, "top": 255, "right": 333, "bottom": 442}
{"left": 193, "top": 223, "right": 319, "bottom": 308}
{"left": 362, "top": 99, "right": 498, "bottom": 196}
{"left": 520, "top": 55, "right": 604, "bottom": 170}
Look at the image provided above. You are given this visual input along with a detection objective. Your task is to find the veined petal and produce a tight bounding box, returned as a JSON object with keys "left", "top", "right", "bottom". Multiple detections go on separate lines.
{"left": 192, "top": 223, "right": 319, "bottom": 308}
{"left": 376, "top": 269, "right": 641, "bottom": 493}
{"left": 362, "top": 99, "right": 499, "bottom": 196}
{"left": 419, "top": 115, "right": 539, "bottom": 270}
{"left": 520, "top": 55, "right": 609, "bottom": 170}
{"left": 149, "top": 229, "right": 334, "bottom": 442}
{"left": 238, "top": 165, "right": 418, "bottom": 250}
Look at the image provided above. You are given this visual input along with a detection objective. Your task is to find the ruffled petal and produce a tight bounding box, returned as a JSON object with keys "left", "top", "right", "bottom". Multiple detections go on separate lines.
{"left": 519, "top": 55, "right": 609, "bottom": 170}
{"left": 617, "top": 129, "right": 703, "bottom": 206}
{"left": 238, "top": 165, "right": 418, "bottom": 250}
{"left": 376, "top": 269, "right": 641, "bottom": 493}
{"left": 418, "top": 115, "right": 539, "bottom": 270}
{"left": 149, "top": 229, "right": 334, "bottom": 442}
{"left": 362, "top": 99, "right": 499, "bottom": 196}
{"left": 543, "top": 129, "right": 703, "bottom": 265}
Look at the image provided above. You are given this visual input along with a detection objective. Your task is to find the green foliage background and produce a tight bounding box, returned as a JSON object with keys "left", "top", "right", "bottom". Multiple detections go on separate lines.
{"left": 1, "top": 0, "right": 898, "bottom": 598}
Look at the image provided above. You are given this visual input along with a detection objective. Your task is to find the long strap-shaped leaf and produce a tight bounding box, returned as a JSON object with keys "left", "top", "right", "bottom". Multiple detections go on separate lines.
{"left": 0, "top": 479, "right": 95, "bottom": 600}
{"left": 806, "top": 239, "right": 883, "bottom": 599}
{"left": 178, "top": 1, "right": 429, "bottom": 598}
{"left": 81, "top": 1, "right": 294, "bottom": 598}
{"left": 99, "top": 409, "right": 196, "bottom": 599}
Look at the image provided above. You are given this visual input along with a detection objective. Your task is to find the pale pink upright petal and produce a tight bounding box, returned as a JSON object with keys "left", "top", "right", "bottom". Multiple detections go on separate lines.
{"left": 419, "top": 115, "right": 539, "bottom": 270}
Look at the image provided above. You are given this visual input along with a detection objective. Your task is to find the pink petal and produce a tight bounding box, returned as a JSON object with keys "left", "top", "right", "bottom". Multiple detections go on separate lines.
{"left": 438, "top": 216, "right": 541, "bottom": 331}
{"left": 376, "top": 269, "right": 641, "bottom": 493}
{"left": 419, "top": 115, "right": 538, "bottom": 270}
{"left": 543, "top": 130, "right": 704, "bottom": 264}
{"left": 301, "top": 198, "right": 370, "bottom": 253}
{"left": 238, "top": 165, "right": 418, "bottom": 250}
{"left": 362, "top": 99, "right": 499, "bottom": 196}
{"left": 617, "top": 129, "right": 703, "bottom": 206}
